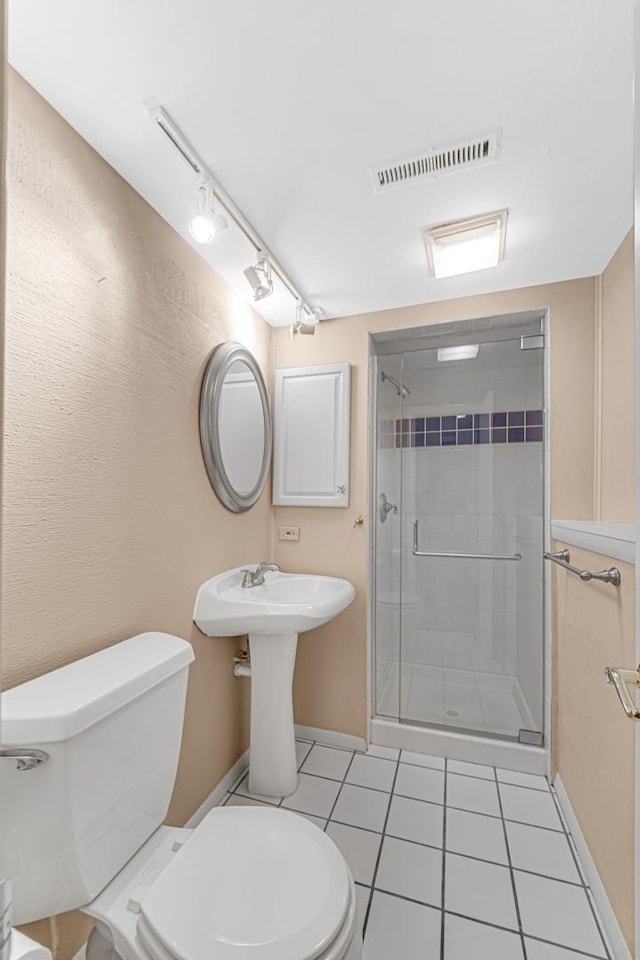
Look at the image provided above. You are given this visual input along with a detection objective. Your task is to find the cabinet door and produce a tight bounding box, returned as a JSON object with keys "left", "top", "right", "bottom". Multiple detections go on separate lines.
{"left": 273, "top": 363, "right": 350, "bottom": 507}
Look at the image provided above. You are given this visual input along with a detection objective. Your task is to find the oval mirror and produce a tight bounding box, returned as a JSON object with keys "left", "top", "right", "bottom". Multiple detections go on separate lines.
{"left": 199, "top": 342, "right": 272, "bottom": 512}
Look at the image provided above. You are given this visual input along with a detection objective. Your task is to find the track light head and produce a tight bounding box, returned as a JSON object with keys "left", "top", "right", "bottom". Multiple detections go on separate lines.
{"left": 289, "top": 302, "right": 319, "bottom": 339}
{"left": 243, "top": 254, "right": 273, "bottom": 301}
{"left": 189, "top": 180, "right": 228, "bottom": 244}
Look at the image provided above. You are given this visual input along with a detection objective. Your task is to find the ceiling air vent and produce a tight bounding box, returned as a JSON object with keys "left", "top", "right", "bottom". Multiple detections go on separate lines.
{"left": 370, "top": 132, "right": 500, "bottom": 193}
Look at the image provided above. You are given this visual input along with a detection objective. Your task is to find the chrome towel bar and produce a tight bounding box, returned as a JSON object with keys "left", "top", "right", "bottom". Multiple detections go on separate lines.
{"left": 412, "top": 521, "right": 521, "bottom": 561}
{"left": 543, "top": 549, "right": 621, "bottom": 586}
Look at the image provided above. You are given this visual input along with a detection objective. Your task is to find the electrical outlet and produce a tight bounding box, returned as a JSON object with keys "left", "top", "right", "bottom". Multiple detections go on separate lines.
{"left": 279, "top": 526, "right": 300, "bottom": 541}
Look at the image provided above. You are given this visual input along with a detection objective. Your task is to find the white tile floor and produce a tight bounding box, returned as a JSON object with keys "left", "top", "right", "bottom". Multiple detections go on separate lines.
{"left": 221, "top": 740, "right": 611, "bottom": 960}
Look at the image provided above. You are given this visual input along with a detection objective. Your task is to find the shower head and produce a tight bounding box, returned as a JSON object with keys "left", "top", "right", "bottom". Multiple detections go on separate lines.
{"left": 380, "top": 370, "right": 410, "bottom": 398}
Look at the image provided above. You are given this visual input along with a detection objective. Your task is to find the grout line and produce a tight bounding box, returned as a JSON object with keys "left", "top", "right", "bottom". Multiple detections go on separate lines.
{"left": 370, "top": 886, "right": 443, "bottom": 913}
{"left": 373, "top": 885, "right": 440, "bottom": 911}
{"left": 362, "top": 749, "right": 402, "bottom": 939}
{"left": 494, "top": 777, "right": 551, "bottom": 794}
{"left": 524, "top": 932, "right": 608, "bottom": 960}
{"left": 307, "top": 741, "right": 356, "bottom": 755}
{"left": 231, "top": 763, "right": 563, "bottom": 833}
{"left": 297, "top": 768, "right": 354, "bottom": 784}
{"left": 445, "top": 911, "right": 606, "bottom": 959}
{"left": 442, "top": 907, "right": 519, "bottom": 938}
{"left": 494, "top": 770, "right": 528, "bottom": 960}
{"left": 360, "top": 889, "right": 605, "bottom": 960}
{"left": 548, "top": 784, "right": 612, "bottom": 960}
{"left": 324, "top": 750, "right": 357, "bottom": 826}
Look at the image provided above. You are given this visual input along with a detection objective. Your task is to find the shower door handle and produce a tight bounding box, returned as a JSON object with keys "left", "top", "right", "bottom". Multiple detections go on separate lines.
{"left": 604, "top": 665, "right": 640, "bottom": 720}
{"left": 379, "top": 493, "right": 398, "bottom": 523}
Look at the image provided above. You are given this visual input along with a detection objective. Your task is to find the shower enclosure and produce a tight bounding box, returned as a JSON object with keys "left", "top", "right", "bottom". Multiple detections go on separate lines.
{"left": 371, "top": 314, "right": 546, "bottom": 750}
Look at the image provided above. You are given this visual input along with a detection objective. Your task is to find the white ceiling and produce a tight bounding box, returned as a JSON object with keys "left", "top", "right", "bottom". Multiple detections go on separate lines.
{"left": 8, "top": 1, "right": 636, "bottom": 327}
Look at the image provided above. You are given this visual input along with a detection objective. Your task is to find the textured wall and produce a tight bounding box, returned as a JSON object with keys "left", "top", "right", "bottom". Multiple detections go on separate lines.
{"left": 2, "top": 70, "right": 272, "bottom": 955}
{"left": 273, "top": 277, "right": 596, "bottom": 738}
{"left": 552, "top": 542, "right": 635, "bottom": 952}
{"left": 600, "top": 229, "right": 634, "bottom": 521}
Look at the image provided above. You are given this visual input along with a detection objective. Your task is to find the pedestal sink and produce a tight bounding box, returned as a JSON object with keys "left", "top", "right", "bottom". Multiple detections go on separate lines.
{"left": 193, "top": 566, "right": 355, "bottom": 797}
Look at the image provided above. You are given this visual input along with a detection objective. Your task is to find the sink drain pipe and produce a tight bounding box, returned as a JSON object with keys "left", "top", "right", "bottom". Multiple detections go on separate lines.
{"left": 233, "top": 647, "right": 251, "bottom": 678}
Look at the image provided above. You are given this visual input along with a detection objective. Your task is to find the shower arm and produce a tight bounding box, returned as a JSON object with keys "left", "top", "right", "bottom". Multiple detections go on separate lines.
{"left": 380, "top": 370, "right": 409, "bottom": 398}
{"left": 412, "top": 520, "right": 522, "bottom": 561}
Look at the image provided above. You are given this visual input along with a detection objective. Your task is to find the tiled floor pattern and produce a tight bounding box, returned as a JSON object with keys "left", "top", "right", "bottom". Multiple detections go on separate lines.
{"left": 377, "top": 659, "right": 529, "bottom": 737}
{"left": 221, "top": 742, "right": 611, "bottom": 960}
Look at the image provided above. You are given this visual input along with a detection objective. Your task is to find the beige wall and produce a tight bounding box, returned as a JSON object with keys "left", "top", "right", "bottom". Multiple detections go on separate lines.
{"left": 2, "top": 72, "right": 271, "bottom": 956}
{"left": 599, "top": 229, "right": 635, "bottom": 521}
{"left": 552, "top": 542, "right": 636, "bottom": 951}
{"left": 551, "top": 231, "right": 636, "bottom": 951}
{"left": 274, "top": 278, "right": 597, "bottom": 737}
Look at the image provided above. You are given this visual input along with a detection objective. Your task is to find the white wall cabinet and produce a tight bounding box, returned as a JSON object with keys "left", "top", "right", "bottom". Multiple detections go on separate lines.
{"left": 273, "top": 362, "right": 351, "bottom": 507}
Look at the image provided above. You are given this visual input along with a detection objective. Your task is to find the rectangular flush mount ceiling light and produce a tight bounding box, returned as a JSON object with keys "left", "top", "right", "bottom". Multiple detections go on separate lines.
{"left": 437, "top": 344, "right": 479, "bottom": 362}
{"left": 424, "top": 210, "right": 508, "bottom": 279}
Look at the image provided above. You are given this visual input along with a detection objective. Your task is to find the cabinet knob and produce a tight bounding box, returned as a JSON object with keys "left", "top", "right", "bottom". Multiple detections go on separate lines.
{"left": 337, "top": 484, "right": 346, "bottom": 495}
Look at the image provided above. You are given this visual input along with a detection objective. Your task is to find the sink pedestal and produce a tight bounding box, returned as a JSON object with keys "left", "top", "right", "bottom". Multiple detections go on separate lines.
{"left": 248, "top": 631, "right": 298, "bottom": 797}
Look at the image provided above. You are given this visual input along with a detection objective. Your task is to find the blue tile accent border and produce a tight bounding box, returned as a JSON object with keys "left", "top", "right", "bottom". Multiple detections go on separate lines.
{"left": 384, "top": 409, "right": 544, "bottom": 449}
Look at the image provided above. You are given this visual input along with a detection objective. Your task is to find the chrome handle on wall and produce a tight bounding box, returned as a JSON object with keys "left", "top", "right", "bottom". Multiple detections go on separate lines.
{"left": 0, "top": 748, "right": 49, "bottom": 771}
{"left": 412, "top": 520, "right": 521, "bottom": 561}
{"left": 604, "top": 666, "right": 640, "bottom": 720}
{"left": 544, "top": 549, "right": 621, "bottom": 586}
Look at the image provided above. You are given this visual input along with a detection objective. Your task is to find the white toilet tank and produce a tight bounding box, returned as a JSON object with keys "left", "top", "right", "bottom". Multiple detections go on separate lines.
{"left": 0, "top": 633, "right": 194, "bottom": 926}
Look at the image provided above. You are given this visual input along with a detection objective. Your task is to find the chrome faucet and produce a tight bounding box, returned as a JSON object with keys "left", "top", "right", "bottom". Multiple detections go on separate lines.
{"left": 241, "top": 562, "right": 280, "bottom": 588}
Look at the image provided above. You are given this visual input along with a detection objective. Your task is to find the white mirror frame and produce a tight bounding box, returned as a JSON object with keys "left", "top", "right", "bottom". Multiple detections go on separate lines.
{"left": 199, "top": 341, "right": 272, "bottom": 513}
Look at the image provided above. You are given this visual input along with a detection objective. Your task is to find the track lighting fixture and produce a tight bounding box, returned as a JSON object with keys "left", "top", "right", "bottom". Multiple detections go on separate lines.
{"left": 243, "top": 254, "right": 273, "bottom": 301}
{"left": 289, "top": 302, "right": 318, "bottom": 340}
{"left": 148, "top": 104, "right": 321, "bottom": 320}
{"left": 189, "top": 179, "right": 228, "bottom": 245}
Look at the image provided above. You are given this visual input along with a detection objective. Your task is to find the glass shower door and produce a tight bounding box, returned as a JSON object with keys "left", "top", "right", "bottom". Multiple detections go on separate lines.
{"left": 397, "top": 337, "right": 544, "bottom": 741}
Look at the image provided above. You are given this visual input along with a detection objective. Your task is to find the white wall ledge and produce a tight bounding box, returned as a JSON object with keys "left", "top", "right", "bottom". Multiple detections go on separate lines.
{"left": 551, "top": 520, "right": 635, "bottom": 564}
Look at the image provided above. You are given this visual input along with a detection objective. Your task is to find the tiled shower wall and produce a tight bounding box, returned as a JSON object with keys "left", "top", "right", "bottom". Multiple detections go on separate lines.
{"left": 375, "top": 338, "right": 544, "bottom": 734}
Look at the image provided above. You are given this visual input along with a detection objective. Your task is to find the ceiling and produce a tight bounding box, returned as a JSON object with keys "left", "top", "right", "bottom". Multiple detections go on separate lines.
{"left": 8, "top": 1, "right": 636, "bottom": 327}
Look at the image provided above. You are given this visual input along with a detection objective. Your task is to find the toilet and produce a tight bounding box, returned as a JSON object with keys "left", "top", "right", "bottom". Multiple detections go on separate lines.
{"left": 0, "top": 633, "right": 361, "bottom": 960}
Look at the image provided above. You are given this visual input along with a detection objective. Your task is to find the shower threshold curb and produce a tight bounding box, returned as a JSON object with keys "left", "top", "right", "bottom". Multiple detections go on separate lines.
{"left": 369, "top": 717, "right": 547, "bottom": 776}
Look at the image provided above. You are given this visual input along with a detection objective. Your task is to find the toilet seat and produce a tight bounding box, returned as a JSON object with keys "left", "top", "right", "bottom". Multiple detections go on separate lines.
{"left": 137, "top": 807, "right": 353, "bottom": 960}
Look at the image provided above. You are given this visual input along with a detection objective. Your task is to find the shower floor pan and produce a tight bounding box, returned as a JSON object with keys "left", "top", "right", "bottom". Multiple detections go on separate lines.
{"left": 374, "top": 663, "right": 546, "bottom": 775}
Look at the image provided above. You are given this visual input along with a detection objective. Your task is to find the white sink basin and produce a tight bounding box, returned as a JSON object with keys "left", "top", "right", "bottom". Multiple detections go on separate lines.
{"left": 193, "top": 566, "right": 356, "bottom": 636}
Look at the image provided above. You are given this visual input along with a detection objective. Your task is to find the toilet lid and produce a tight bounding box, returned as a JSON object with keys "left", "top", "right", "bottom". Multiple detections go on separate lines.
{"left": 138, "top": 807, "right": 351, "bottom": 960}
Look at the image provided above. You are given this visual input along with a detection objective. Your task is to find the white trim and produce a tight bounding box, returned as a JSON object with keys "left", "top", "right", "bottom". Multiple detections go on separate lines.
{"left": 294, "top": 724, "right": 367, "bottom": 752}
{"left": 183, "top": 748, "right": 250, "bottom": 828}
{"left": 554, "top": 774, "right": 631, "bottom": 960}
{"left": 551, "top": 520, "right": 635, "bottom": 564}
{"left": 370, "top": 717, "right": 546, "bottom": 774}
